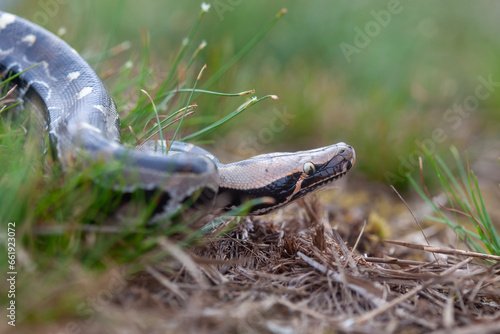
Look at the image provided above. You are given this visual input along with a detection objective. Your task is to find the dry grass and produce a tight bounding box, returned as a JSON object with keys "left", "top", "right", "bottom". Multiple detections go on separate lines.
{"left": 10, "top": 190, "right": 500, "bottom": 334}
{"left": 62, "top": 194, "right": 499, "bottom": 334}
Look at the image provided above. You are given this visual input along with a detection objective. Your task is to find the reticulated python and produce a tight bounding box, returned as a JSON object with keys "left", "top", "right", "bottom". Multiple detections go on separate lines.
{"left": 0, "top": 11, "right": 355, "bottom": 221}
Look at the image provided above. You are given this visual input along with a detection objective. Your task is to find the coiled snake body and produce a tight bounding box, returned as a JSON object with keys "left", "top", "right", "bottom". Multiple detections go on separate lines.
{"left": 0, "top": 11, "right": 355, "bottom": 221}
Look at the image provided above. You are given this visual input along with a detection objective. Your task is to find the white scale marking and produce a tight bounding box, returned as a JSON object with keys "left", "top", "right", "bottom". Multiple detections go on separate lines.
{"left": 77, "top": 87, "right": 93, "bottom": 100}
{"left": 21, "top": 34, "right": 36, "bottom": 46}
{"left": 79, "top": 122, "right": 102, "bottom": 133}
{"left": 67, "top": 71, "right": 81, "bottom": 81}
{"left": 0, "top": 47, "right": 14, "bottom": 56}
{"left": 21, "top": 58, "right": 58, "bottom": 82}
{"left": 93, "top": 105, "right": 109, "bottom": 118}
{"left": 25, "top": 79, "right": 52, "bottom": 101}
{"left": 41, "top": 61, "right": 58, "bottom": 81}
{"left": 0, "top": 13, "right": 15, "bottom": 30}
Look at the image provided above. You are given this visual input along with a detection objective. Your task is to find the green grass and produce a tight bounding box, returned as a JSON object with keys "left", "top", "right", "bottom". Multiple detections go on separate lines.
{"left": 11, "top": 0, "right": 500, "bottom": 187}
{"left": 108, "top": 6, "right": 285, "bottom": 148}
{"left": 0, "top": 4, "right": 283, "bottom": 323}
{"left": 2, "top": 0, "right": 500, "bottom": 326}
{"left": 409, "top": 147, "right": 500, "bottom": 256}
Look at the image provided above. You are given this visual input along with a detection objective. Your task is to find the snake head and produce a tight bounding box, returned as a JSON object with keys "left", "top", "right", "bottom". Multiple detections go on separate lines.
{"left": 292, "top": 142, "right": 355, "bottom": 200}
{"left": 218, "top": 142, "right": 355, "bottom": 215}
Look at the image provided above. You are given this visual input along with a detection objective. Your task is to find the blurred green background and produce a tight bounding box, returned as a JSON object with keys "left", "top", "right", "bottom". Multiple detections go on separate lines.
{"left": 6, "top": 0, "right": 500, "bottom": 187}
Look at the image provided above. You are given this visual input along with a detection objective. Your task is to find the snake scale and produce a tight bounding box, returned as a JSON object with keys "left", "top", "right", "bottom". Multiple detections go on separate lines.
{"left": 0, "top": 11, "right": 355, "bottom": 222}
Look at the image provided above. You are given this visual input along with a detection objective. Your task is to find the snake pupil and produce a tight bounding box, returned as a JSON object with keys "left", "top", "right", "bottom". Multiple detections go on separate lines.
{"left": 303, "top": 162, "right": 316, "bottom": 176}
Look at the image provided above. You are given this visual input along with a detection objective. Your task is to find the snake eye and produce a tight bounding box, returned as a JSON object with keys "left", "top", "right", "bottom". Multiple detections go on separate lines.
{"left": 303, "top": 162, "right": 316, "bottom": 176}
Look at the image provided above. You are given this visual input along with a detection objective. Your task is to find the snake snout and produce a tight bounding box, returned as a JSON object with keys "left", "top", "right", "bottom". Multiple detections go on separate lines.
{"left": 338, "top": 144, "right": 356, "bottom": 167}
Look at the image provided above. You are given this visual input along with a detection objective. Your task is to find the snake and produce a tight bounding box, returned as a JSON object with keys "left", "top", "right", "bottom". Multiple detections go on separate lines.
{"left": 0, "top": 11, "right": 355, "bottom": 222}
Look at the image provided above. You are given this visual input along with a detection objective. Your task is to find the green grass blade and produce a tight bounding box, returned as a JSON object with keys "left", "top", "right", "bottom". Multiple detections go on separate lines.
{"left": 160, "top": 88, "right": 255, "bottom": 99}
{"left": 202, "top": 9, "right": 287, "bottom": 88}
{"left": 169, "top": 65, "right": 206, "bottom": 149}
{"left": 0, "top": 62, "right": 42, "bottom": 88}
{"left": 472, "top": 172, "right": 500, "bottom": 252}
{"left": 186, "top": 40, "right": 207, "bottom": 73}
{"left": 428, "top": 149, "right": 476, "bottom": 227}
{"left": 0, "top": 101, "right": 22, "bottom": 114}
{"left": 139, "top": 105, "right": 195, "bottom": 141}
{"left": 156, "top": 4, "right": 209, "bottom": 98}
{"left": 181, "top": 94, "right": 277, "bottom": 142}
{"left": 141, "top": 89, "right": 165, "bottom": 154}
{"left": 137, "top": 30, "right": 152, "bottom": 107}
{"left": 410, "top": 147, "right": 499, "bottom": 255}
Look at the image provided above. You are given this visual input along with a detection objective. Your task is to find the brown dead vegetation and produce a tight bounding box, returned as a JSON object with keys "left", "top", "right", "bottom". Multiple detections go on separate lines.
{"left": 107, "top": 195, "right": 500, "bottom": 334}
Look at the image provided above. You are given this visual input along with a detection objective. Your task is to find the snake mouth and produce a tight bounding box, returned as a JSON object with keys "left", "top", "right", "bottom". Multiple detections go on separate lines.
{"left": 236, "top": 151, "right": 354, "bottom": 215}
{"left": 292, "top": 158, "right": 352, "bottom": 201}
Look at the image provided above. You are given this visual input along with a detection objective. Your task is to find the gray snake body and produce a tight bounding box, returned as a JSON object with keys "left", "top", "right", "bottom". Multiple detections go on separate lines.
{"left": 0, "top": 11, "right": 355, "bottom": 221}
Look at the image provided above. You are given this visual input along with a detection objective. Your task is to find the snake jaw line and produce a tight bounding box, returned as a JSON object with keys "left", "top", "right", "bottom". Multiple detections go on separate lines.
{"left": 286, "top": 173, "right": 307, "bottom": 203}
